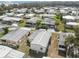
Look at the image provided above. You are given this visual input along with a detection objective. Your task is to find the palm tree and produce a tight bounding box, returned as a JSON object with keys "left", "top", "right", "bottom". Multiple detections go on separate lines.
{"left": 65, "top": 35, "right": 75, "bottom": 57}
{"left": 73, "top": 26, "right": 79, "bottom": 57}
{"left": 65, "top": 26, "right": 79, "bottom": 58}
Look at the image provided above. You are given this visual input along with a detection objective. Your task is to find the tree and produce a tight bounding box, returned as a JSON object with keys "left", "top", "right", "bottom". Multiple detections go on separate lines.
{"left": 65, "top": 35, "right": 75, "bottom": 57}
{"left": 54, "top": 12, "right": 62, "bottom": 25}
{"left": 18, "top": 19, "right": 26, "bottom": 27}
{"left": 65, "top": 26, "right": 79, "bottom": 57}
{"left": 35, "top": 20, "right": 42, "bottom": 29}
{"left": 65, "top": 35, "right": 75, "bottom": 46}
{"left": 73, "top": 26, "right": 79, "bottom": 47}
{"left": 3, "top": 27, "right": 9, "bottom": 35}
{"left": 40, "top": 23, "right": 48, "bottom": 30}
{"left": 35, "top": 20, "right": 48, "bottom": 30}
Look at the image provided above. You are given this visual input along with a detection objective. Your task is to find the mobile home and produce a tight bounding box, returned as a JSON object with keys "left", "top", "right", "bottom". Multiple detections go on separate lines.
{"left": 0, "top": 28, "right": 30, "bottom": 48}
{"left": 30, "top": 30, "right": 52, "bottom": 54}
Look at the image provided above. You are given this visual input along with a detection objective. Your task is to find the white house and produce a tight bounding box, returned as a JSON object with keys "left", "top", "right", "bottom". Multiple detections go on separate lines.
{"left": 15, "top": 14, "right": 24, "bottom": 18}
{"left": 62, "top": 15, "right": 76, "bottom": 22}
{"left": 39, "top": 14, "right": 55, "bottom": 19}
{"left": 66, "top": 22, "right": 79, "bottom": 26}
{"left": 66, "top": 22, "right": 79, "bottom": 28}
{"left": 30, "top": 30, "right": 52, "bottom": 53}
{"left": 24, "top": 14, "right": 35, "bottom": 19}
{"left": 6, "top": 13, "right": 14, "bottom": 17}
{"left": 2, "top": 17, "right": 21, "bottom": 22}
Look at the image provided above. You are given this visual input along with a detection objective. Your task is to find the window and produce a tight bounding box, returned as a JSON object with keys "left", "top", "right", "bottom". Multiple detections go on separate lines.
{"left": 59, "top": 45, "right": 66, "bottom": 48}
{"left": 2, "top": 40, "right": 6, "bottom": 42}
{"left": 40, "top": 48, "right": 43, "bottom": 50}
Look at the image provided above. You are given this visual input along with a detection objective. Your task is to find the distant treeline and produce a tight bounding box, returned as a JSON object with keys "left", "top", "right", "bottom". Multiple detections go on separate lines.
{"left": 10, "top": 1, "right": 79, "bottom": 8}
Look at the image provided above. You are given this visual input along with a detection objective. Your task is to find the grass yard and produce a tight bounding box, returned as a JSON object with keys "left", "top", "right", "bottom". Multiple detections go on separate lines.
{"left": 66, "top": 29, "right": 75, "bottom": 33}
{"left": 0, "top": 31, "right": 4, "bottom": 38}
{"left": 56, "top": 22, "right": 65, "bottom": 32}
{"left": 17, "top": 39, "right": 30, "bottom": 58}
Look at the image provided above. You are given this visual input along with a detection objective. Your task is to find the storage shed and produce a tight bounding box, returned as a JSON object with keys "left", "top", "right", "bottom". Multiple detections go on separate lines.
{"left": 0, "top": 45, "right": 25, "bottom": 58}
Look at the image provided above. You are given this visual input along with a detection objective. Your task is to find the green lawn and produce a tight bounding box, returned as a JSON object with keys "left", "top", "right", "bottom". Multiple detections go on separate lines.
{"left": 56, "top": 22, "right": 65, "bottom": 32}
{"left": 66, "top": 29, "right": 75, "bottom": 33}
{"left": 17, "top": 39, "right": 30, "bottom": 58}
{"left": 0, "top": 31, "right": 4, "bottom": 38}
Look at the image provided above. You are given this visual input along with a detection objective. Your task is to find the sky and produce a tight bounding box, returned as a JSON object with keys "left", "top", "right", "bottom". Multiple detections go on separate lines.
{"left": 0, "top": 0, "right": 79, "bottom": 1}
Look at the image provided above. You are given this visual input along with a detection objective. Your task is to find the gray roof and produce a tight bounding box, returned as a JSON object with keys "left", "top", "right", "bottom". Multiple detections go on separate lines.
{"left": 28, "top": 29, "right": 46, "bottom": 42}
{"left": 0, "top": 28, "right": 29, "bottom": 42}
{"left": 42, "top": 18, "right": 55, "bottom": 25}
{"left": 27, "top": 18, "right": 36, "bottom": 23}
{"left": 31, "top": 30, "right": 52, "bottom": 48}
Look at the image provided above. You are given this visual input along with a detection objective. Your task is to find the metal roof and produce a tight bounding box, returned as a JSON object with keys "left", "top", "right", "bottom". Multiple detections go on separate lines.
{"left": 27, "top": 17, "right": 41, "bottom": 23}
{"left": 15, "top": 14, "right": 24, "bottom": 17}
{"left": 2, "top": 17, "right": 21, "bottom": 21}
{"left": 63, "top": 15, "right": 75, "bottom": 20}
{"left": 0, "top": 45, "right": 24, "bottom": 58}
{"left": 31, "top": 30, "right": 52, "bottom": 48}
{"left": 0, "top": 28, "right": 29, "bottom": 42}
{"left": 42, "top": 18, "right": 55, "bottom": 25}
{"left": 0, "top": 24, "right": 10, "bottom": 29}
{"left": 28, "top": 29, "right": 46, "bottom": 42}
{"left": 66, "top": 22, "right": 79, "bottom": 26}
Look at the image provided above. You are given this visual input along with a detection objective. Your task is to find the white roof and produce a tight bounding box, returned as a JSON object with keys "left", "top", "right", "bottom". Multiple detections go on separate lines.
{"left": 16, "top": 9, "right": 26, "bottom": 13}
{"left": 28, "top": 29, "right": 46, "bottom": 42}
{"left": 63, "top": 15, "right": 75, "bottom": 20}
{"left": 2, "top": 17, "right": 21, "bottom": 21}
{"left": 1, "top": 28, "right": 30, "bottom": 42}
{"left": 15, "top": 14, "right": 24, "bottom": 17}
{"left": 47, "top": 29, "right": 55, "bottom": 33}
{"left": 6, "top": 13, "right": 14, "bottom": 16}
{"left": 27, "top": 17, "right": 41, "bottom": 23}
{"left": 39, "top": 14, "right": 55, "bottom": 17}
{"left": 25, "top": 14, "right": 35, "bottom": 17}
{"left": 11, "top": 23, "right": 18, "bottom": 27}
{"left": 31, "top": 30, "right": 52, "bottom": 48}
{"left": 0, "top": 25, "right": 9, "bottom": 29}
{"left": 66, "top": 22, "right": 79, "bottom": 26}
{"left": 43, "top": 18, "right": 55, "bottom": 25}
{"left": 60, "top": 9, "right": 67, "bottom": 13}
{"left": 0, "top": 15, "right": 6, "bottom": 19}
{"left": 0, "top": 45, "right": 24, "bottom": 58}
